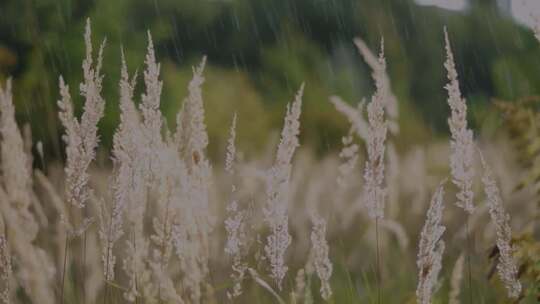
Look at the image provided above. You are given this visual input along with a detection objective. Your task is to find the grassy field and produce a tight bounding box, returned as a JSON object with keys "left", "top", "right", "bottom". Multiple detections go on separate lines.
{"left": 0, "top": 19, "right": 538, "bottom": 304}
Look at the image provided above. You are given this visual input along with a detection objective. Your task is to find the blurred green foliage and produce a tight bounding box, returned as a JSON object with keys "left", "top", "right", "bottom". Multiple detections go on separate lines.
{"left": 1, "top": 0, "right": 540, "bottom": 160}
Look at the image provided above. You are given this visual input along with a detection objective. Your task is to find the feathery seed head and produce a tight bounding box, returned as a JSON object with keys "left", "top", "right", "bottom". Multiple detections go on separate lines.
{"left": 310, "top": 211, "right": 332, "bottom": 300}
{"left": 416, "top": 181, "right": 446, "bottom": 304}
{"left": 479, "top": 153, "right": 521, "bottom": 299}
{"left": 263, "top": 84, "right": 304, "bottom": 289}
{"left": 363, "top": 40, "right": 388, "bottom": 220}
{"left": 444, "top": 27, "right": 475, "bottom": 214}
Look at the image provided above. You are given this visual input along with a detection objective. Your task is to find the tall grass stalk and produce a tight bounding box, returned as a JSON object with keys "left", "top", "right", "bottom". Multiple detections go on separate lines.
{"left": 362, "top": 38, "right": 388, "bottom": 304}
{"left": 444, "top": 27, "right": 476, "bottom": 304}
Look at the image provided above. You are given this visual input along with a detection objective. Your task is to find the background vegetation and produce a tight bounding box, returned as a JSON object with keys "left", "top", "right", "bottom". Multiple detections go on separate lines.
{"left": 1, "top": 0, "right": 539, "bottom": 159}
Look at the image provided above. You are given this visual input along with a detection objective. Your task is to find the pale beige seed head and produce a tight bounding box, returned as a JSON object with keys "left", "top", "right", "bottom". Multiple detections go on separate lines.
{"left": 444, "top": 27, "right": 475, "bottom": 214}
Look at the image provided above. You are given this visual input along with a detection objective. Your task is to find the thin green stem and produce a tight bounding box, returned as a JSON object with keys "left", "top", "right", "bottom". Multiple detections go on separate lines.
{"left": 133, "top": 228, "right": 139, "bottom": 304}
{"left": 375, "top": 218, "right": 381, "bottom": 304}
{"left": 82, "top": 229, "right": 87, "bottom": 304}
{"left": 60, "top": 236, "right": 69, "bottom": 304}
{"left": 103, "top": 205, "right": 115, "bottom": 304}
{"left": 465, "top": 218, "right": 473, "bottom": 304}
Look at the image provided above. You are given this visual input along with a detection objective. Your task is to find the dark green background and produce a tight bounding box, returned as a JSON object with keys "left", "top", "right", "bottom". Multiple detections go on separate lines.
{"left": 0, "top": 0, "right": 538, "bottom": 160}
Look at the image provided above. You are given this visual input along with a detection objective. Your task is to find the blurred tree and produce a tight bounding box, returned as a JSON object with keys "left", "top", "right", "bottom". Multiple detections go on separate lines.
{"left": 0, "top": 0, "right": 539, "bottom": 159}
